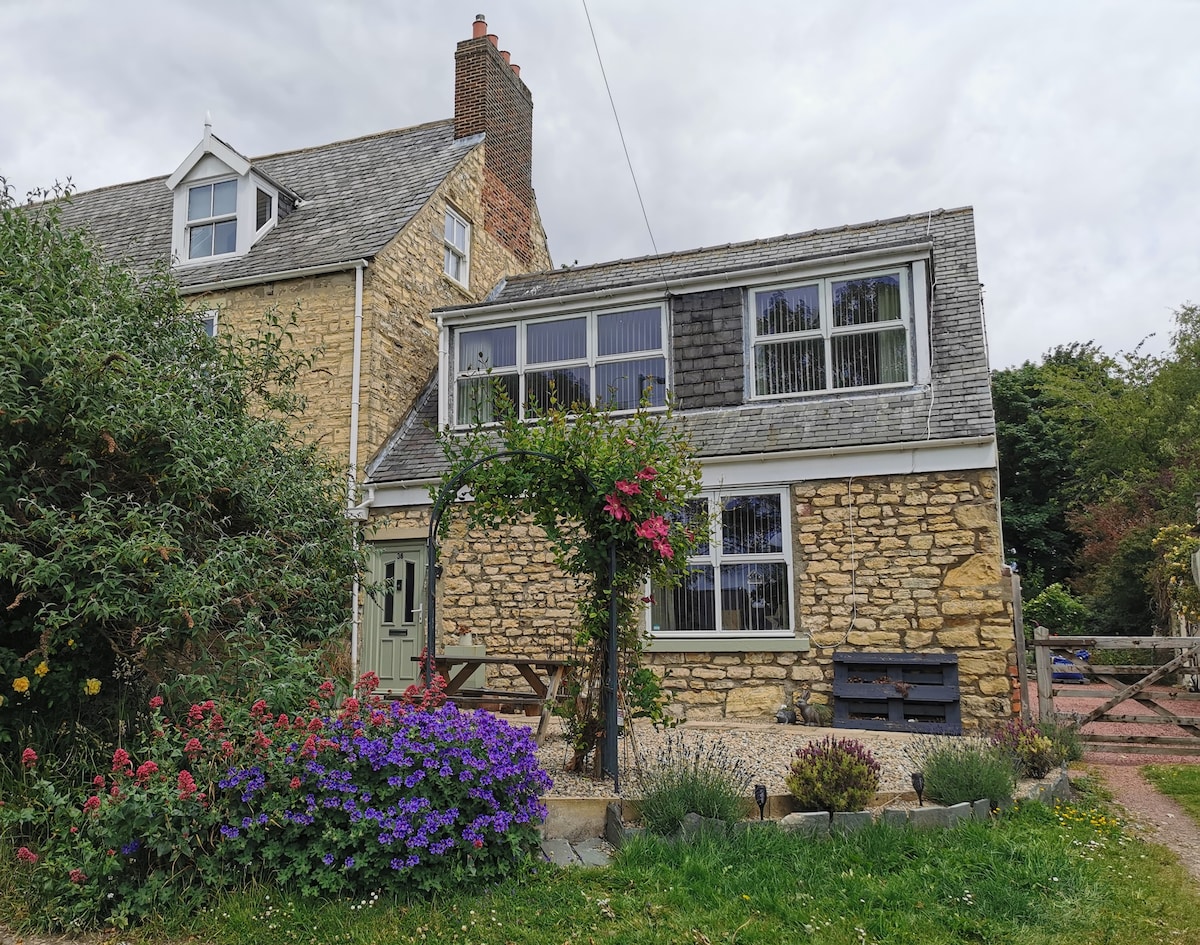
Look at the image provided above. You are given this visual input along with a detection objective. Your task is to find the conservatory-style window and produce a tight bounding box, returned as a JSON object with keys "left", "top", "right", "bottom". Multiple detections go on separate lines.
{"left": 186, "top": 179, "right": 238, "bottom": 259}
{"left": 452, "top": 305, "right": 667, "bottom": 425}
{"left": 751, "top": 268, "right": 912, "bottom": 397}
{"left": 649, "top": 490, "right": 792, "bottom": 637}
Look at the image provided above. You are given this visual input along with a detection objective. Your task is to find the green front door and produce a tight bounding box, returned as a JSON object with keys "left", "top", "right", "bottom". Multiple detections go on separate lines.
{"left": 363, "top": 542, "right": 426, "bottom": 694}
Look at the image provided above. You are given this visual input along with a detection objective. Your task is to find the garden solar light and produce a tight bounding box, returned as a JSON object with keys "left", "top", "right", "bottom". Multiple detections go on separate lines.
{"left": 754, "top": 783, "right": 767, "bottom": 820}
{"left": 911, "top": 771, "right": 925, "bottom": 807}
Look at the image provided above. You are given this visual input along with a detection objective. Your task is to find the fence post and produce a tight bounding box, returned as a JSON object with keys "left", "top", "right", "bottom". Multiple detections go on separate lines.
{"left": 1010, "top": 572, "right": 1032, "bottom": 724}
{"left": 1033, "top": 624, "right": 1054, "bottom": 724}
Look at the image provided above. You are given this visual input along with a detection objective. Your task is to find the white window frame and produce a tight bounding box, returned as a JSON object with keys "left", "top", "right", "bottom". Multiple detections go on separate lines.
{"left": 649, "top": 488, "right": 794, "bottom": 639}
{"left": 185, "top": 178, "right": 239, "bottom": 261}
{"left": 200, "top": 308, "right": 218, "bottom": 337}
{"left": 443, "top": 207, "right": 470, "bottom": 286}
{"left": 449, "top": 304, "right": 670, "bottom": 427}
{"left": 748, "top": 264, "right": 917, "bottom": 400}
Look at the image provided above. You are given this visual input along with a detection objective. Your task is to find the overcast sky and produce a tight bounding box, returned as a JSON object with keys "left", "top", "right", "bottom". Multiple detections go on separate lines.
{"left": 2, "top": 1, "right": 1196, "bottom": 370}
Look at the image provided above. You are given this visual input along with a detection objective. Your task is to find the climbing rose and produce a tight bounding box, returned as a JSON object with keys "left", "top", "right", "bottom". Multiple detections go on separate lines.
{"left": 12, "top": 677, "right": 29, "bottom": 693}
{"left": 83, "top": 678, "right": 101, "bottom": 696}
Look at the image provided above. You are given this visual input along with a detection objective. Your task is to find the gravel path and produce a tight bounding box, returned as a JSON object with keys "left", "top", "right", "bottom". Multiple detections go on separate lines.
{"left": 534, "top": 718, "right": 936, "bottom": 799}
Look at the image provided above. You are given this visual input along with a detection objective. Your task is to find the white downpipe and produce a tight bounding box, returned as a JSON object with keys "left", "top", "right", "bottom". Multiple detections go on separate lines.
{"left": 349, "top": 261, "right": 367, "bottom": 683}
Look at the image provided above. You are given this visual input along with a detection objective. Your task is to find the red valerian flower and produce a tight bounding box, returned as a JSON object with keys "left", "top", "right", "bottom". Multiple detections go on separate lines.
{"left": 250, "top": 699, "right": 269, "bottom": 718}
{"left": 148, "top": 695, "right": 164, "bottom": 709}
{"left": 82, "top": 796, "right": 102, "bottom": 815}
{"left": 16, "top": 846, "right": 37, "bottom": 864}
{"left": 289, "top": 776, "right": 302, "bottom": 789}
{"left": 111, "top": 748, "right": 132, "bottom": 774}
{"left": 92, "top": 774, "right": 106, "bottom": 788}
{"left": 20, "top": 747, "right": 37, "bottom": 768}
{"left": 318, "top": 680, "right": 336, "bottom": 701}
{"left": 135, "top": 761, "right": 159, "bottom": 785}
{"left": 177, "top": 770, "right": 198, "bottom": 801}
{"left": 69, "top": 868, "right": 87, "bottom": 884}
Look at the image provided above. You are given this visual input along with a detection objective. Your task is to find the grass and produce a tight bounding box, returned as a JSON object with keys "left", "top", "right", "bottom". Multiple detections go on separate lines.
{"left": 1143, "top": 764, "right": 1200, "bottom": 826}
{"left": 5, "top": 783, "right": 1200, "bottom": 945}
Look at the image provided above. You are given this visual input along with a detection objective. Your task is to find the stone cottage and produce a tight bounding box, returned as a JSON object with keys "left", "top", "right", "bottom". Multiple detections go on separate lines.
{"left": 51, "top": 15, "right": 550, "bottom": 485}
{"left": 362, "top": 207, "right": 1019, "bottom": 730}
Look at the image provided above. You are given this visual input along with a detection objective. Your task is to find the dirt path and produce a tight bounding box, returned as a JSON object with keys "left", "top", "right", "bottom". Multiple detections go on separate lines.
{"left": 1091, "top": 762, "right": 1200, "bottom": 882}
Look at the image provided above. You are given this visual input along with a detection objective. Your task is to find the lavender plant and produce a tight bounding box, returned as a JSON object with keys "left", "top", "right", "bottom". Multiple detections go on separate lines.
{"left": 990, "top": 718, "right": 1060, "bottom": 778}
{"left": 786, "top": 736, "right": 881, "bottom": 813}
{"left": 634, "top": 732, "right": 753, "bottom": 835}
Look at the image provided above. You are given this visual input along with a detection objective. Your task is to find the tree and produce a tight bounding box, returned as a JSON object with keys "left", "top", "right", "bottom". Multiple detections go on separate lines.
{"left": 0, "top": 186, "right": 364, "bottom": 755}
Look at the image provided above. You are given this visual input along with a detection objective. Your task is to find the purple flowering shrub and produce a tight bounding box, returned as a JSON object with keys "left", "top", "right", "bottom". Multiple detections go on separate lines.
{"left": 989, "top": 718, "right": 1059, "bottom": 778}
{"left": 785, "top": 736, "right": 882, "bottom": 813}
{"left": 1, "top": 675, "right": 551, "bottom": 930}
{"left": 218, "top": 702, "right": 551, "bottom": 896}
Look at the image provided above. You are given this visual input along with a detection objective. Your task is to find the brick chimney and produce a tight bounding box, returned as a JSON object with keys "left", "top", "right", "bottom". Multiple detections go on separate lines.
{"left": 454, "top": 14, "right": 536, "bottom": 265}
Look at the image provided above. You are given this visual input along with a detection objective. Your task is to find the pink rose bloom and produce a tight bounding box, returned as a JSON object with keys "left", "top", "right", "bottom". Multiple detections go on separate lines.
{"left": 604, "top": 494, "right": 630, "bottom": 521}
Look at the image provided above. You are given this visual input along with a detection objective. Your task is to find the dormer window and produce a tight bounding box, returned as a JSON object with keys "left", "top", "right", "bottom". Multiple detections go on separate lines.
{"left": 256, "top": 188, "right": 273, "bottom": 230}
{"left": 186, "top": 179, "right": 238, "bottom": 259}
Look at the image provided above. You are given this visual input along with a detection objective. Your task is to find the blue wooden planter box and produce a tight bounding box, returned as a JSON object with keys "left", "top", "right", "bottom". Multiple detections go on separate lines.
{"left": 832, "top": 652, "right": 962, "bottom": 734}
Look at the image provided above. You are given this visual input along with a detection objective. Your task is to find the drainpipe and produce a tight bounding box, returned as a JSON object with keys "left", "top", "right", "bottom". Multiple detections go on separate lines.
{"left": 348, "top": 260, "right": 368, "bottom": 682}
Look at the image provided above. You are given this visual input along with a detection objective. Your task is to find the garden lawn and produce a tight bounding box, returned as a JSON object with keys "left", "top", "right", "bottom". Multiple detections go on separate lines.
{"left": 10, "top": 793, "right": 1197, "bottom": 945}
{"left": 1143, "top": 764, "right": 1200, "bottom": 827}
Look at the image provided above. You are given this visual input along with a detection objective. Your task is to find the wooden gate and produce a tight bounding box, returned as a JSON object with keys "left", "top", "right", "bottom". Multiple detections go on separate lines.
{"left": 1032, "top": 628, "right": 1200, "bottom": 756}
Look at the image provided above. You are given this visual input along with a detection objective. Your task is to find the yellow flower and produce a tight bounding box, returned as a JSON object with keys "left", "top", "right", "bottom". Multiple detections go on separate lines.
{"left": 83, "top": 678, "right": 101, "bottom": 696}
{"left": 0, "top": 695, "right": 6, "bottom": 707}
{"left": 12, "top": 677, "right": 30, "bottom": 693}
{"left": 34, "top": 661, "right": 49, "bottom": 678}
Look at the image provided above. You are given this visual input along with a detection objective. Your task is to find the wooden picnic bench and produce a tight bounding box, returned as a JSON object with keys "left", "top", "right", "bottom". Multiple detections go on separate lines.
{"left": 414, "top": 654, "right": 571, "bottom": 745}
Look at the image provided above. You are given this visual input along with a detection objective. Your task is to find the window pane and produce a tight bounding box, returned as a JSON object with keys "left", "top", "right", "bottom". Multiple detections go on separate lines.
{"left": 831, "top": 327, "right": 908, "bottom": 389}
{"left": 527, "top": 318, "right": 586, "bottom": 364}
{"left": 213, "top": 219, "right": 237, "bottom": 255}
{"left": 755, "top": 338, "right": 825, "bottom": 395}
{"left": 256, "top": 188, "right": 273, "bottom": 229}
{"left": 526, "top": 366, "right": 591, "bottom": 413}
{"left": 444, "top": 246, "right": 462, "bottom": 281}
{"left": 722, "top": 494, "right": 783, "bottom": 555}
{"left": 832, "top": 274, "right": 902, "bottom": 327}
{"left": 457, "top": 326, "right": 516, "bottom": 371}
{"left": 596, "top": 357, "right": 666, "bottom": 410}
{"left": 187, "top": 184, "right": 211, "bottom": 222}
{"left": 652, "top": 565, "right": 716, "bottom": 632}
{"left": 212, "top": 179, "right": 237, "bottom": 217}
{"left": 445, "top": 211, "right": 467, "bottom": 250}
{"left": 721, "top": 562, "right": 789, "bottom": 632}
{"left": 598, "top": 307, "right": 661, "bottom": 355}
{"left": 756, "top": 285, "right": 820, "bottom": 335}
{"left": 188, "top": 223, "right": 213, "bottom": 258}
{"left": 456, "top": 373, "right": 518, "bottom": 424}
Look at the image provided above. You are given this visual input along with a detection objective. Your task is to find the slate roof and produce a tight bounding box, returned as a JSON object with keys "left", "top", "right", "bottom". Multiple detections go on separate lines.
{"left": 367, "top": 208, "right": 996, "bottom": 487}
{"left": 55, "top": 120, "right": 481, "bottom": 290}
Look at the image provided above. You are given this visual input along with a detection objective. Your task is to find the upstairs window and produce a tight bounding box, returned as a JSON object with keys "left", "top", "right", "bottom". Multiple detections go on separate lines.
{"left": 200, "top": 309, "right": 218, "bottom": 337}
{"left": 186, "top": 179, "right": 238, "bottom": 259}
{"left": 443, "top": 208, "right": 470, "bottom": 285}
{"left": 751, "top": 268, "right": 911, "bottom": 397}
{"left": 452, "top": 305, "right": 667, "bottom": 425}
{"left": 649, "top": 490, "right": 792, "bottom": 637}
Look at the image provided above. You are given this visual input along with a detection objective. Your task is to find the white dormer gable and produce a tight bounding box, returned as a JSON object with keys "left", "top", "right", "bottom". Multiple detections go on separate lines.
{"left": 166, "top": 118, "right": 292, "bottom": 266}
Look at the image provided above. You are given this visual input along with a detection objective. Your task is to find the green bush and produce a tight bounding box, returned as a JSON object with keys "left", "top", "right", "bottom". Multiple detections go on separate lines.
{"left": 785, "top": 736, "right": 881, "bottom": 813}
{"left": 1024, "top": 583, "right": 1091, "bottom": 637}
{"left": 634, "top": 733, "right": 752, "bottom": 835}
{"left": 1038, "top": 720, "right": 1084, "bottom": 764}
{"left": 909, "top": 736, "right": 1018, "bottom": 807}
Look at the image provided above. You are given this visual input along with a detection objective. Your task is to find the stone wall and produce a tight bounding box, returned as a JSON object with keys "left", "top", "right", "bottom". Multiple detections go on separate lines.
{"left": 367, "top": 467, "right": 1017, "bottom": 729}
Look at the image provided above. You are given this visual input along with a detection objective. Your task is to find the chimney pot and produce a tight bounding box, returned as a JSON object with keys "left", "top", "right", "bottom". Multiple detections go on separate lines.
{"left": 500, "top": 49, "right": 511, "bottom": 64}
{"left": 472, "top": 15, "right": 487, "bottom": 39}
{"left": 511, "top": 63, "right": 520, "bottom": 77}
{"left": 486, "top": 33, "right": 498, "bottom": 47}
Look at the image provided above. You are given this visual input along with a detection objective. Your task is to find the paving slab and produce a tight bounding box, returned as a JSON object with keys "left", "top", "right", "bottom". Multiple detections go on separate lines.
{"left": 539, "top": 838, "right": 580, "bottom": 867}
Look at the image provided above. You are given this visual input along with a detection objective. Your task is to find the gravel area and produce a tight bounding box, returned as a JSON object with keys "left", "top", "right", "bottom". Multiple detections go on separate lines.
{"left": 532, "top": 717, "right": 935, "bottom": 799}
